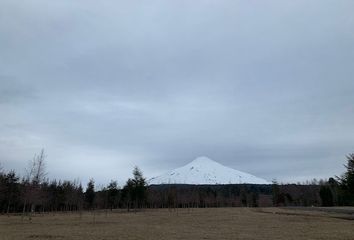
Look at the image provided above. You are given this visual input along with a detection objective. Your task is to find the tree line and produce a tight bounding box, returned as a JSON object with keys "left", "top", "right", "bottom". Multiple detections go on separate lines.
{"left": 318, "top": 153, "right": 354, "bottom": 206}
{"left": 1, "top": 150, "right": 353, "bottom": 216}
{"left": 0, "top": 149, "right": 149, "bottom": 217}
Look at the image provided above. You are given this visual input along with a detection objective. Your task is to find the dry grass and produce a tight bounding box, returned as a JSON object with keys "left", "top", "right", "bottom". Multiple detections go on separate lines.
{"left": 0, "top": 208, "right": 353, "bottom": 240}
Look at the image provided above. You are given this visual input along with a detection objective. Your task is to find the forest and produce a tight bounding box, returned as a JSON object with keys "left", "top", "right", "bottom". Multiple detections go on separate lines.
{"left": 0, "top": 151, "right": 353, "bottom": 216}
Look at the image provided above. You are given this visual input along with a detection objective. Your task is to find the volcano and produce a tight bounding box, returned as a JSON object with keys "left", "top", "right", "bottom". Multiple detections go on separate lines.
{"left": 149, "top": 156, "right": 269, "bottom": 185}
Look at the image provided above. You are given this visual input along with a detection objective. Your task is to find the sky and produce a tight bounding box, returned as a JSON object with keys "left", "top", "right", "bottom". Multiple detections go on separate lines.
{"left": 0, "top": 0, "right": 354, "bottom": 186}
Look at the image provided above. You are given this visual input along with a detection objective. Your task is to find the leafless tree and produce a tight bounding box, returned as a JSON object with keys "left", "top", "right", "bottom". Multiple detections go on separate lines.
{"left": 0, "top": 162, "right": 3, "bottom": 174}
{"left": 27, "top": 149, "right": 47, "bottom": 185}
{"left": 22, "top": 149, "right": 47, "bottom": 220}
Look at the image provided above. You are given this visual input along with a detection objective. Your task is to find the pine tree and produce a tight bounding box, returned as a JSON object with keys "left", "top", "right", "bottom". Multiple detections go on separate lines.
{"left": 85, "top": 179, "right": 95, "bottom": 209}
{"left": 4, "top": 171, "right": 20, "bottom": 214}
{"left": 319, "top": 185, "right": 334, "bottom": 206}
{"left": 344, "top": 154, "right": 354, "bottom": 193}
{"left": 132, "top": 166, "right": 147, "bottom": 208}
{"left": 338, "top": 153, "right": 354, "bottom": 204}
{"left": 107, "top": 180, "right": 119, "bottom": 210}
{"left": 271, "top": 179, "right": 280, "bottom": 206}
{"left": 123, "top": 166, "right": 147, "bottom": 210}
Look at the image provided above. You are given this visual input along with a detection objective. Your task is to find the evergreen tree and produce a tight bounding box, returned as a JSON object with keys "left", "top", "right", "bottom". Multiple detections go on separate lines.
{"left": 123, "top": 166, "right": 147, "bottom": 209}
{"left": 271, "top": 179, "right": 280, "bottom": 206}
{"left": 319, "top": 185, "right": 334, "bottom": 206}
{"left": 343, "top": 154, "right": 354, "bottom": 193}
{"left": 132, "top": 166, "right": 147, "bottom": 208}
{"left": 85, "top": 179, "right": 95, "bottom": 209}
{"left": 107, "top": 180, "right": 119, "bottom": 210}
{"left": 338, "top": 153, "right": 354, "bottom": 205}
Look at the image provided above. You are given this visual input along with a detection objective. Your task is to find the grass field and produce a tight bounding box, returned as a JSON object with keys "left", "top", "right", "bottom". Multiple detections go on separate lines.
{"left": 0, "top": 208, "right": 353, "bottom": 240}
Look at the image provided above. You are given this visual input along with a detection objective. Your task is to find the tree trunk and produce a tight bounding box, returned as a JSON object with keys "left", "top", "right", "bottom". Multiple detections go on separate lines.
{"left": 21, "top": 200, "right": 26, "bottom": 221}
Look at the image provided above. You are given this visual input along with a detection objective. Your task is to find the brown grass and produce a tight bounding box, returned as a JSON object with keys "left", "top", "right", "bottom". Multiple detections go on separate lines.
{"left": 0, "top": 208, "right": 353, "bottom": 240}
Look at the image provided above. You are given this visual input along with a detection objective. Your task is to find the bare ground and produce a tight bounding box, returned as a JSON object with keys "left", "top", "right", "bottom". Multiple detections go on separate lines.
{"left": 0, "top": 208, "right": 353, "bottom": 240}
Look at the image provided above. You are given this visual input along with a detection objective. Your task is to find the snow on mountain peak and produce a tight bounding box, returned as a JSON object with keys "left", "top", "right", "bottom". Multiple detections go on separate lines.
{"left": 149, "top": 156, "right": 270, "bottom": 185}
{"left": 191, "top": 156, "right": 213, "bottom": 162}
{"left": 188, "top": 156, "right": 219, "bottom": 165}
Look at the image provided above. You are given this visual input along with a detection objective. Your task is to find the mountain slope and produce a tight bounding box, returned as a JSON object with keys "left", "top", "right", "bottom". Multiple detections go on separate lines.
{"left": 149, "top": 156, "right": 270, "bottom": 185}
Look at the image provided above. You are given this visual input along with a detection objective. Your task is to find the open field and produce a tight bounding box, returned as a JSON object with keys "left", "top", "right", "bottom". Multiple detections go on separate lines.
{"left": 0, "top": 208, "right": 353, "bottom": 240}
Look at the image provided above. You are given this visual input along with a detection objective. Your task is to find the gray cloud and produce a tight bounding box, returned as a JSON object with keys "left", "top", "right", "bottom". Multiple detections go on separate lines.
{"left": 0, "top": 0, "right": 354, "bottom": 185}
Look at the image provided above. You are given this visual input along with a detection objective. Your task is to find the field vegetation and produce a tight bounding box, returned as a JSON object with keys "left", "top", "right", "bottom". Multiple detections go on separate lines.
{"left": 0, "top": 207, "right": 353, "bottom": 240}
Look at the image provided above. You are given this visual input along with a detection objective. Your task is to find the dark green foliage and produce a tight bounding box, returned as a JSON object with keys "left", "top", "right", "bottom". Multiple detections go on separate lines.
{"left": 0, "top": 170, "right": 20, "bottom": 213}
{"left": 337, "top": 153, "right": 354, "bottom": 205}
{"left": 148, "top": 184, "right": 272, "bottom": 208}
{"left": 320, "top": 185, "right": 334, "bottom": 206}
{"left": 84, "top": 179, "right": 95, "bottom": 209}
{"left": 107, "top": 180, "right": 120, "bottom": 210}
{"left": 271, "top": 180, "right": 282, "bottom": 206}
{"left": 342, "top": 154, "right": 354, "bottom": 194}
{"left": 122, "top": 167, "right": 147, "bottom": 209}
{"left": 2, "top": 153, "right": 354, "bottom": 213}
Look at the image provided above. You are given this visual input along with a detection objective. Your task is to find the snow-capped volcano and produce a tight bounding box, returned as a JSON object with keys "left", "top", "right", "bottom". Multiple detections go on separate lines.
{"left": 149, "top": 156, "right": 270, "bottom": 185}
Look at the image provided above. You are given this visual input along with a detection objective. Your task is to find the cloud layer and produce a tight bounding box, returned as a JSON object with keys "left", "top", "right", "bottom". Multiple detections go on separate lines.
{"left": 1, "top": 0, "right": 354, "bottom": 185}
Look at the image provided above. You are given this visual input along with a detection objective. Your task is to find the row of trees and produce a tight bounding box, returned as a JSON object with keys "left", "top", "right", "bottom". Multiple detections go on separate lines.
{"left": 1, "top": 151, "right": 354, "bottom": 215}
{"left": 0, "top": 150, "right": 148, "bottom": 216}
{"left": 319, "top": 154, "right": 354, "bottom": 206}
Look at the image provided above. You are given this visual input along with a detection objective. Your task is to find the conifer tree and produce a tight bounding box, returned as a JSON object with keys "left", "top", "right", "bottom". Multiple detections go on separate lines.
{"left": 338, "top": 153, "right": 354, "bottom": 204}
{"left": 123, "top": 166, "right": 147, "bottom": 210}
{"left": 85, "top": 179, "right": 95, "bottom": 209}
{"left": 107, "top": 180, "right": 119, "bottom": 210}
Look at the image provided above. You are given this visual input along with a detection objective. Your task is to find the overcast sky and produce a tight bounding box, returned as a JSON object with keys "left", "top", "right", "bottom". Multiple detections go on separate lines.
{"left": 0, "top": 0, "right": 353, "bottom": 186}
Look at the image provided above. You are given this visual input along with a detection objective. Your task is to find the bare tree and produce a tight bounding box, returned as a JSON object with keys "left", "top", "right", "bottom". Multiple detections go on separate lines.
{"left": 22, "top": 149, "right": 47, "bottom": 219}
{"left": 0, "top": 161, "right": 3, "bottom": 173}
{"left": 27, "top": 149, "right": 47, "bottom": 185}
